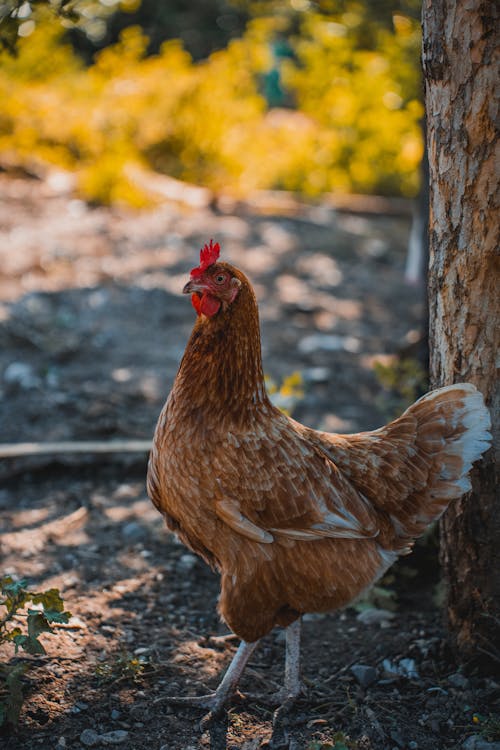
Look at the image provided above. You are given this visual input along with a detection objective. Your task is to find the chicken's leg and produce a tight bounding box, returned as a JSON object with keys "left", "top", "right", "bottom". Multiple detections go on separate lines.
{"left": 282, "top": 617, "right": 302, "bottom": 702}
{"left": 157, "top": 638, "right": 259, "bottom": 722}
{"left": 243, "top": 618, "right": 304, "bottom": 708}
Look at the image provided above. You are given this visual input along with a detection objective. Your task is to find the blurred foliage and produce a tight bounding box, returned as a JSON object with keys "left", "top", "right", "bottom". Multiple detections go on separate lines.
{"left": 0, "top": 0, "right": 423, "bottom": 205}
{"left": 373, "top": 356, "right": 428, "bottom": 419}
{"left": 266, "top": 370, "right": 305, "bottom": 415}
{"left": 0, "top": 0, "right": 249, "bottom": 59}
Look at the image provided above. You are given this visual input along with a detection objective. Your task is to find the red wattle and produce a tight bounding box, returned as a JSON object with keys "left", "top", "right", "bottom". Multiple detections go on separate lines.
{"left": 200, "top": 293, "right": 221, "bottom": 317}
{"left": 191, "top": 292, "right": 221, "bottom": 317}
{"left": 191, "top": 294, "right": 202, "bottom": 315}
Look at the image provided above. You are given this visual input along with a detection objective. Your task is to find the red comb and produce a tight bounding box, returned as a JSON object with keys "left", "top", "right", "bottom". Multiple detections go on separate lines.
{"left": 191, "top": 239, "right": 220, "bottom": 277}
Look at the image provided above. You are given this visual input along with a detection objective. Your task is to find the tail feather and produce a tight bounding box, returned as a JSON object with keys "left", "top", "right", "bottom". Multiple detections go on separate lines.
{"left": 412, "top": 384, "right": 491, "bottom": 503}
{"left": 311, "top": 383, "right": 491, "bottom": 552}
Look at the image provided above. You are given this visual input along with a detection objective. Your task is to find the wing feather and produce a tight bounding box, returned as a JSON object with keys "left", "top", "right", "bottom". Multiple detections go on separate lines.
{"left": 212, "top": 411, "right": 379, "bottom": 543}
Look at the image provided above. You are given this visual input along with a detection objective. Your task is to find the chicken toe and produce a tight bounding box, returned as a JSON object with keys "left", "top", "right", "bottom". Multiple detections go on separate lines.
{"left": 157, "top": 638, "right": 259, "bottom": 722}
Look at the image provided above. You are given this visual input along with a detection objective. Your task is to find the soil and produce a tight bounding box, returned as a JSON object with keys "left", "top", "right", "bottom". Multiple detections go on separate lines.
{"left": 1, "top": 172, "right": 498, "bottom": 750}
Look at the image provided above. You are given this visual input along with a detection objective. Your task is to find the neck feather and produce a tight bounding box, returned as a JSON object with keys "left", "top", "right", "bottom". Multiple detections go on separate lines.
{"left": 173, "top": 281, "right": 269, "bottom": 424}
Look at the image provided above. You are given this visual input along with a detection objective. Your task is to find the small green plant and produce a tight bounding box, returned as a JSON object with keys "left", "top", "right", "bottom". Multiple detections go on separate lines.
{"left": 0, "top": 576, "right": 71, "bottom": 727}
{"left": 307, "top": 732, "right": 360, "bottom": 750}
{"left": 473, "top": 712, "right": 500, "bottom": 742}
{"left": 94, "top": 650, "right": 150, "bottom": 684}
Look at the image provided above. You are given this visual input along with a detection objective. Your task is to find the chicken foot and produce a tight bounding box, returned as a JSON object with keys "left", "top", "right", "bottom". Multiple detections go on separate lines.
{"left": 157, "top": 638, "right": 259, "bottom": 725}
{"left": 157, "top": 619, "right": 303, "bottom": 730}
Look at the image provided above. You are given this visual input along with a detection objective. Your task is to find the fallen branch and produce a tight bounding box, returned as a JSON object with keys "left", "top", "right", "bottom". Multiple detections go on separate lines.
{"left": 0, "top": 440, "right": 152, "bottom": 459}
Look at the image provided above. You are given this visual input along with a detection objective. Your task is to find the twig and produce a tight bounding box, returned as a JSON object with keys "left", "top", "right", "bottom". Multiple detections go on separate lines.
{"left": 0, "top": 439, "right": 152, "bottom": 459}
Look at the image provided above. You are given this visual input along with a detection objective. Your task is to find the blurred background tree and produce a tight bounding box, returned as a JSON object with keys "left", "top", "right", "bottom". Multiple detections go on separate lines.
{"left": 0, "top": 0, "right": 424, "bottom": 205}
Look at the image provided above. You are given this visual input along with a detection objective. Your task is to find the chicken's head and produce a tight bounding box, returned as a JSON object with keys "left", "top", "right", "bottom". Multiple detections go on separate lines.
{"left": 183, "top": 239, "right": 241, "bottom": 317}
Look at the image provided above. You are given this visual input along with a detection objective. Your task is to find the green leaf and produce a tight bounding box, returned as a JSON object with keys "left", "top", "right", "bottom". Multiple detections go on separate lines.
{"left": 43, "top": 609, "right": 71, "bottom": 624}
{"left": 27, "top": 611, "right": 53, "bottom": 639}
{"left": 1, "top": 576, "right": 31, "bottom": 613}
{"left": 31, "top": 588, "right": 65, "bottom": 613}
{"left": 13, "top": 633, "right": 46, "bottom": 655}
{"left": 4, "top": 627, "right": 23, "bottom": 641}
{"left": 1, "top": 577, "right": 28, "bottom": 597}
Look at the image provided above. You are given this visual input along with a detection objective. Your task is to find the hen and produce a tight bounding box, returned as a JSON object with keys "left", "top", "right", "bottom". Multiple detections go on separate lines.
{"left": 147, "top": 240, "right": 491, "bottom": 721}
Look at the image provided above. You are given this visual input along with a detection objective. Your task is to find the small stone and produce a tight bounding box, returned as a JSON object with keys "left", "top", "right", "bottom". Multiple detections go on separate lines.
{"left": 399, "top": 658, "right": 419, "bottom": 679}
{"left": 80, "top": 728, "right": 101, "bottom": 747}
{"left": 463, "top": 736, "right": 500, "bottom": 750}
{"left": 56, "top": 739, "right": 67, "bottom": 749}
{"left": 101, "top": 730, "right": 129, "bottom": 745}
{"left": 121, "top": 521, "right": 148, "bottom": 543}
{"left": 350, "top": 664, "right": 378, "bottom": 688}
{"left": 4, "top": 362, "right": 40, "bottom": 389}
{"left": 448, "top": 672, "right": 470, "bottom": 689}
{"left": 357, "top": 608, "right": 395, "bottom": 626}
{"left": 302, "top": 367, "right": 331, "bottom": 383}
{"left": 382, "top": 657, "right": 419, "bottom": 680}
{"left": 177, "top": 553, "right": 198, "bottom": 571}
{"left": 427, "top": 686, "right": 448, "bottom": 696}
{"left": 110, "top": 709, "right": 121, "bottom": 720}
{"left": 302, "top": 612, "right": 326, "bottom": 622}
{"left": 298, "top": 333, "right": 361, "bottom": 354}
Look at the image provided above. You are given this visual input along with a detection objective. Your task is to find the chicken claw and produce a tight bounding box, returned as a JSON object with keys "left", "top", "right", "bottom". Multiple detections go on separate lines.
{"left": 156, "top": 639, "right": 259, "bottom": 725}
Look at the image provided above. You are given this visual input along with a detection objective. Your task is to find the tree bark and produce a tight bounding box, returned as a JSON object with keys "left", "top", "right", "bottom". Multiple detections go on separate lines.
{"left": 422, "top": 0, "right": 499, "bottom": 670}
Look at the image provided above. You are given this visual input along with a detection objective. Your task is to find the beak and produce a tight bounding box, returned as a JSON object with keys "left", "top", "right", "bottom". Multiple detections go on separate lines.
{"left": 182, "top": 279, "right": 204, "bottom": 295}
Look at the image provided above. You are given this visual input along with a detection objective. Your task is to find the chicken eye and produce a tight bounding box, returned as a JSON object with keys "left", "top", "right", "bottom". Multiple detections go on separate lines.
{"left": 214, "top": 274, "right": 226, "bottom": 284}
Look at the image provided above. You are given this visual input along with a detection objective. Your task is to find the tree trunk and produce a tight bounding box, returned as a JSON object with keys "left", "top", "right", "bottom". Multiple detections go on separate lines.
{"left": 422, "top": 0, "right": 499, "bottom": 670}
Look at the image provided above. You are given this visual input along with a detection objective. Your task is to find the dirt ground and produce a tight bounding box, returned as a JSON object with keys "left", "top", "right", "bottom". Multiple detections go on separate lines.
{"left": 1, "top": 171, "right": 498, "bottom": 750}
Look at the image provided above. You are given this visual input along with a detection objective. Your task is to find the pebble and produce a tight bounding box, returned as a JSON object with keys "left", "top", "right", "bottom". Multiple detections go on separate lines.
{"left": 302, "top": 366, "right": 331, "bottom": 383}
{"left": 80, "top": 728, "right": 101, "bottom": 747}
{"left": 3, "top": 361, "right": 40, "bottom": 389}
{"left": 121, "top": 521, "right": 148, "bottom": 543}
{"left": 302, "top": 612, "right": 326, "bottom": 622}
{"left": 101, "top": 730, "right": 129, "bottom": 745}
{"left": 463, "top": 736, "right": 500, "bottom": 750}
{"left": 177, "top": 553, "right": 198, "bottom": 571}
{"left": 448, "top": 671, "right": 470, "bottom": 689}
{"left": 356, "top": 608, "right": 395, "bottom": 626}
{"left": 79, "top": 728, "right": 130, "bottom": 746}
{"left": 350, "top": 664, "right": 378, "bottom": 688}
{"left": 382, "top": 657, "right": 419, "bottom": 680}
{"left": 298, "top": 333, "right": 361, "bottom": 354}
{"left": 56, "top": 739, "right": 67, "bottom": 749}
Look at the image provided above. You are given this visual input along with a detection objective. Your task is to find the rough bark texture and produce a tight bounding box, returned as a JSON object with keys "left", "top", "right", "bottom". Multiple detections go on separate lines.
{"left": 422, "top": 0, "right": 499, "bottom": 669}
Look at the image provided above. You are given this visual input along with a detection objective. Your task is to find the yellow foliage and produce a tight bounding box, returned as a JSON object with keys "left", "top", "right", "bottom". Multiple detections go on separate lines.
{"left": 0, "top": 7, "right": 423, "bottom": 205}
